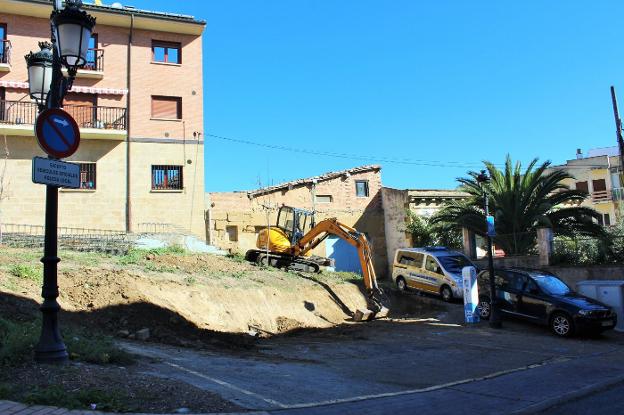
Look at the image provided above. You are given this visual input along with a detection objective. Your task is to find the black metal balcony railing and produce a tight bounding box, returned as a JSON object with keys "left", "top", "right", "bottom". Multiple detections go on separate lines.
{"left": 84, "top": 48, "right": 104, "bottom": 72}
{"left": 0, "top": 100, "right": 126, "bottom": 130}
{"left": 0, "top": 39, "right": 11, "bottom": 65}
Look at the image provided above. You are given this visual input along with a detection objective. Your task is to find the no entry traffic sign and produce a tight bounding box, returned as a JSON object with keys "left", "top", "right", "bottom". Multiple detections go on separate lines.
{"left": 35, "top": 108, "right": 80, "bottom": 159}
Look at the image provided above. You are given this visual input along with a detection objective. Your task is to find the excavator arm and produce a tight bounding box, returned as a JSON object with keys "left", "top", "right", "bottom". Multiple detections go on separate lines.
{"left": 292, "top": 218, "right": 389, "bottom": 319}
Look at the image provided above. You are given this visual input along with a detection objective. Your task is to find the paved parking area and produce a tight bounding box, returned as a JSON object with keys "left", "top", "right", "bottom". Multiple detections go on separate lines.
{"left": 120, "top": 312, "right": 624, "bottom": 413}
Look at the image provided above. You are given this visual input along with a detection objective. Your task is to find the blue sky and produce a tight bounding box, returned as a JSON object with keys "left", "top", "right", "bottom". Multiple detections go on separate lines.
{"left": 120, "top": 0, "right": 622, "bottom": 191}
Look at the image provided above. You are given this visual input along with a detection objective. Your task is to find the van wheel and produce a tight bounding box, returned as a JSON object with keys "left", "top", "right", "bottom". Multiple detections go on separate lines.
{"left": 396, "top": 277, "right": 407, "bottom": 292}
{"left": 550, "top": 312, "right": 575, "bottom": 337}
{"left": 440, "top": 285, "right": 453, "bottom": 302}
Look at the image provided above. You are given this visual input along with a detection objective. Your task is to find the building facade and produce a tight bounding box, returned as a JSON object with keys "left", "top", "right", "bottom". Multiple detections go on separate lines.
{"left": 0, "top": 0, "right": 205, "bottom": 238}
{"left": 207, "top": 165, "right": 388, "bottom": 277}
{"left": 551, "top": 147, "right": 623, "bottom": 226}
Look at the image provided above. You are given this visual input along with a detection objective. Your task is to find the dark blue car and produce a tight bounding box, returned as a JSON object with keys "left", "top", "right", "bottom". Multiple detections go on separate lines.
{"left": 477, "top": 268, "right": 617, "bottom": 337}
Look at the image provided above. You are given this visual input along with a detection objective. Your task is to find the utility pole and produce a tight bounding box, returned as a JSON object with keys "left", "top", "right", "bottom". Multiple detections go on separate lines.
{"left": 610, "top": 86, "right": 624, "bottom": 188}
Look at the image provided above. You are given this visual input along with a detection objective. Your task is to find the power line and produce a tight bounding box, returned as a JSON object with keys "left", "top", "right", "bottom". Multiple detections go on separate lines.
{"left": 205, "top": 133, "right": 501, "bottom": 169}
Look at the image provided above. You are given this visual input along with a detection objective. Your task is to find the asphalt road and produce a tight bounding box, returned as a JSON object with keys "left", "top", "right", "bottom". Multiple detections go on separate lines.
{"left": 120, "top": 307, "right": 624, "bottom": 414}
{"left": 539, "top": 381, "right": 624, "bottom": 415}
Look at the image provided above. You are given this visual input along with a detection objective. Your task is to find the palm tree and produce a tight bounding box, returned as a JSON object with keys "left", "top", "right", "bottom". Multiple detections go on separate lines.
{"left": 431, "top": 155, "right": 605, "bottom": 255}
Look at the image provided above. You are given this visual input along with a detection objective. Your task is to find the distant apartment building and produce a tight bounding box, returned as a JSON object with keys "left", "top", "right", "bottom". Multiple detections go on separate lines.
{"left": 207, "top": 165, "right": 388, "bottom": 276}
{"left": 551, "top": 147, "right": 623, "bottom": 226}
{"left": 0, "top": 0, "right": 206, "bottom": 237}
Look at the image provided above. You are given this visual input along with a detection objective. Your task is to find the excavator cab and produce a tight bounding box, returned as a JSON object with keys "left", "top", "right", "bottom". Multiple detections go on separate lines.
{"left": 275, "top": 206, "right": 315, "bottom": 245}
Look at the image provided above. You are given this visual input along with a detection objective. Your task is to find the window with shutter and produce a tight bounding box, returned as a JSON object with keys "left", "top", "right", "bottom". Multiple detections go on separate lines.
{"left": 151, "top": 96, "right": 181, "bottom": 119}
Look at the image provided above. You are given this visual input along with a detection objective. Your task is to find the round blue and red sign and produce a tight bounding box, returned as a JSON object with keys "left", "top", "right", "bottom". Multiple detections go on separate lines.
{"left": 35, "top": 108, "right": 80, "bottom": 159}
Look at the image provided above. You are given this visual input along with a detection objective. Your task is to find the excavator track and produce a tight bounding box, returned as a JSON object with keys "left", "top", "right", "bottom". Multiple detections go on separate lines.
{"left": 246, "top": 249, "right": 321, "bottom": 273}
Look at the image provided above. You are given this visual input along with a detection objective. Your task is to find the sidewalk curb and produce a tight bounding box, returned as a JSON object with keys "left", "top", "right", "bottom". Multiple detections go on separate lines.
{"left": 508, "top": 374, "right": 624, "bottom": 415}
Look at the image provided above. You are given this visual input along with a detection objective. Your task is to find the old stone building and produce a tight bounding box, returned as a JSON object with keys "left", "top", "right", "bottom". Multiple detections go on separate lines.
{"left": 381, "top": 187, "right": 468, "bottom": 274}
{"left": 207, "top": 165, "right": 388, "bottom": 277}
{"left": 0, "top": 0, "right": 205, "bottom": 238}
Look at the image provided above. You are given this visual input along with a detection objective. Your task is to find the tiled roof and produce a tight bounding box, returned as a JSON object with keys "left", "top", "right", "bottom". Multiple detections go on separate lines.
{"left": 247, "top": 165, "right": 381, "bottom": 198}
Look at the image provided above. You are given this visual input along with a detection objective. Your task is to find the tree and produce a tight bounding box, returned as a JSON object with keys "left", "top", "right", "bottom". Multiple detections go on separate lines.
{"left": 406, "top": 210, "right": 462, "bottom": 249}
{"left": 431, "top": 155, "right": 605, "bottom": 255}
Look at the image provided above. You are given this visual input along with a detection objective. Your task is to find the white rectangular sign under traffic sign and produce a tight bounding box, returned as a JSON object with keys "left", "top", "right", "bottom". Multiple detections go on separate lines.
{"left": 32, "top": 157, "right": 80, "bottom": 189}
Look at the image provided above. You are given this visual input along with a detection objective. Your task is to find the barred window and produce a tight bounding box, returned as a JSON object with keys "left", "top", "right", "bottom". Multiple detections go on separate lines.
{"left": 78, "top": 162, "right": 96, "bottom": 190}
{"left": 152, "top": 165, "right": 183, "bottom": 190}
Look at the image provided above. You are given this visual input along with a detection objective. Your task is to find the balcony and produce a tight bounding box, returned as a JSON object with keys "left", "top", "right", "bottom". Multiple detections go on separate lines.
{"left": 0, "top": 100, "right": 126, "bottom": 140}
{"left": 0, "top": 39, "right": 11, "bottom": 71}
{"left": 61, "top": 48, "right": 104, "bottom": 79}
{"left": 613, "top": 187, "right": 624, "bottom": 201}
{"left": 591, "top": 190, "right": 611, "bottom": 203}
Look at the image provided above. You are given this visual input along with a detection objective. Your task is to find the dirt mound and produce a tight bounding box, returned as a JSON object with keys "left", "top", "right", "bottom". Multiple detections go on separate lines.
{"left": 0, "top": 248, "right": 375, "bottom": 347}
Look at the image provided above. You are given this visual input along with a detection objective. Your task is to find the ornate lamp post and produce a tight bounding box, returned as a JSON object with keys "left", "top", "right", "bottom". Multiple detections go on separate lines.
{"left": 24, "top": 0, "right": 95, "bottom": 364}
{"left": 476, "top": 170, "right": 502, "bottom": 329}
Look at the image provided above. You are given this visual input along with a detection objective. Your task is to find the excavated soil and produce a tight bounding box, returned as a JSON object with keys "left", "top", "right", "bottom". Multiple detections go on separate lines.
{"left": 0, "top": 247, "right": 376, "bottom": 348}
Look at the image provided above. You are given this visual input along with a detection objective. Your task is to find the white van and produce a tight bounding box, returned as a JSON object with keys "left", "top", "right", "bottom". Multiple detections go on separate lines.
{"left": 391, "top": 247, "right": 476, "bottom": 301}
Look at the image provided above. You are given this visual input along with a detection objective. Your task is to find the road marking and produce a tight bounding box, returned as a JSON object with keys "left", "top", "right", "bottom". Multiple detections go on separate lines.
{"left": 162, "top": 355, "right": 569, "bottom": 410}
{"left": 163, "top": 362, "right": 289, "bottom": 408}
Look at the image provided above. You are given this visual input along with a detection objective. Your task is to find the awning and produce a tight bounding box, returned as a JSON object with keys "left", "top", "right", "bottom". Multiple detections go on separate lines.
{"left": 0, "top": 80, "right": 127, "bottom": 95}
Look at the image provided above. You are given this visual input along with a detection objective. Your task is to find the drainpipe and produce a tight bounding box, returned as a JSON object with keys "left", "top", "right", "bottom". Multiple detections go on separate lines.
{"left": 125, "top": 13, "right": 134, "bottom": 233}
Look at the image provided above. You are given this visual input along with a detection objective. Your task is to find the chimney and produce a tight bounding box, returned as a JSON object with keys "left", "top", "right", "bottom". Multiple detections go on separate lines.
{"left": 576, "top": 148, "right": 583, "bottom": 159}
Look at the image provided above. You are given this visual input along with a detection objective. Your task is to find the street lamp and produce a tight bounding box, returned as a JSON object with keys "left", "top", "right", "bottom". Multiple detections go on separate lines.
{"left": 476, "top": 170, "right": 502, "bottom": 329}
{"left": 51, "top": 0, "right": 96, "bottom": 69}
{"left": 24, "top": 0, "right": 95, "bottom": 364}
{"left": 24, "top": 42, "right": 53, "bottom": 107}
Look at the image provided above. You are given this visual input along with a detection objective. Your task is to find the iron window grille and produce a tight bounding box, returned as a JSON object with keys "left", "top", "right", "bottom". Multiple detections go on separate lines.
{"left": 78, "top": 162, "right": 96, "bottom": 190}
{"left": 152, "top": 165, "right": 183, "bottom": 190}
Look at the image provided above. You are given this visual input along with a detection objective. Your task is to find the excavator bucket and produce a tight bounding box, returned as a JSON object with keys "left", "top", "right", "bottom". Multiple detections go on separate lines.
{"left": 353, "top": 305, "right": 390, "bottom": 321}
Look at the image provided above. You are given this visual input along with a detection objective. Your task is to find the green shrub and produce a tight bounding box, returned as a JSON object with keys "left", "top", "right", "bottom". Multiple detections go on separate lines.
{"left": 118, "top": 246, "right": 186, "bottom": 265}
{"left": 65, "top": 332, "right": 134, "bottom": 365}
{"left": 0, "top": 318, "right": 38, "bottom": 366}
{"left": 23, "top": 385, "right": 132, "bottom": 412}
{"left": 226, "top": 253, "right": 246, "bottom": 263}
{"left": 9, "top": 264, "right": 41, "bottom": 283}
{"left": 0, "top": 318, "right": 133, "bottom": 367}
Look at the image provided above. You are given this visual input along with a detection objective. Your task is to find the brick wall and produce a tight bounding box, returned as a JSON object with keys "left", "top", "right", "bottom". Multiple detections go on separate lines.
{"left": 207, "top": 168, "right": 389, "bottom": 276}
{"left": 0, "top": 7, "right": 205, "bottom": 239}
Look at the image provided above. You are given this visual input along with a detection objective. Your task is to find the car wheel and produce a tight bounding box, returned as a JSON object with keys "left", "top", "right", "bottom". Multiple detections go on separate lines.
{"left": 551, "top": 312, "right": 575, "bottom": 337}
{"left": 440, "top": 285, "right": 453, "bottom": 302}
{"left": 477, "top": 297, "right": 491, "bottom": 320}
{"left": 396, "top": 277, "right": 408, "bottom": 292}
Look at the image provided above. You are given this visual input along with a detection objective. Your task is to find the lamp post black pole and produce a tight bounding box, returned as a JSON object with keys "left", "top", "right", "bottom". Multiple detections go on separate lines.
{"left": 483, "top": 190, "right": 502, "bottom": 329}
{"left": 34, "top": 4, "right": 72, "bottom": 364}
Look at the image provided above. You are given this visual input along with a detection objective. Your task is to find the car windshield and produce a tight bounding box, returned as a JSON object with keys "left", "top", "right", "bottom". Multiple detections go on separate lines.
{"left": 438, "top": 255, "right": 474, "bottom": 275}
{"left": 532, "top": 275, "right": 571, "bottom": 295}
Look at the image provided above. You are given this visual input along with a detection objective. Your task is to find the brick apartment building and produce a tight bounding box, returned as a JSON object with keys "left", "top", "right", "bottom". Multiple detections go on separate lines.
{"left": 206, "top": 165, "right": 388, "bottom": 277}
{"left": 0, "top": 0, "right": 205, "bottom": 237}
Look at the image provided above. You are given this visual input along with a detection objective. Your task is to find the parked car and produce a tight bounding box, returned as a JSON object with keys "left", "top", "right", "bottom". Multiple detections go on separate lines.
{"left": 477, "top": 268, "right": 617, "bottom": 337}
{"left": 391, "top": 247, "right": 476, "bottom": 301}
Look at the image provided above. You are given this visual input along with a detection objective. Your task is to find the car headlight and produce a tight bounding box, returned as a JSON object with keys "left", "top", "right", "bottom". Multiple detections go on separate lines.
{"left": 578, "top": 310, "right": 590, "bottom": 316}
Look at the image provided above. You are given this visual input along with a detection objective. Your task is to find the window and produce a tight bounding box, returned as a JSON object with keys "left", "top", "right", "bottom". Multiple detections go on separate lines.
{"left": 78, "top": 162, "right": 96, "bottom": 190}
{"left": 424, "top": 255, "right": 442, "bottom": 274}
{"left": 151, "top": 165, "right": 183, "bottom": 190}
{"left": 0, "top": 24, "right": 6, "bottom": 64}
{"left": 0, "top": 87, "right": 5, "bottom": 122}
{"left": 604, "top": 214, "right": 611, "bottom": 226}
{"left": 399, "top": 253, "right": 423, "bottom": 268}
{"left": 575, "top": 181, "right": 588, "bottom": 193}
{"left": 315, "top": 195, "right": 333, "bottom": 203}
{"left": 85, "top": 34, "right": 98, "bottom": 70}
{"left": 151, "top": 96, "right": 182, "bottom": 120}
{"left": 226, "top": 226, "right": 238, "bottom": 242}
{"left": 355, "top": 180, "right": 369, "bottom": 197}
{"left": 592, "top": 179, "right": 607, "bottom": 192}
{"left": 152, "top": 40, "right": 181, "bottom": 64}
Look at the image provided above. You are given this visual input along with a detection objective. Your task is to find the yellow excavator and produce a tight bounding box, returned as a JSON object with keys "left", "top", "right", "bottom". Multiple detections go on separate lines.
{"left": 245, "top": 205, "right": 389, "bottom": 320}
